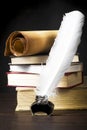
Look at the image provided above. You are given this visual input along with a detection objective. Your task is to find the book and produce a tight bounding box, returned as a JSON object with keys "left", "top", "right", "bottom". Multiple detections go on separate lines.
{"left": 15, "top": 76, "right": 87, "bottom": 113}
{"left": 10, "top": 55, "right": 48, "bottom": 65}
{"left": 6, "top": 71, "right": 83, "bottom": 88}
{"left": 10, "top": 54, "right": 79, "bottom": 65}
{"left": 8, "top": 62, "right": 83, "bottom": 74}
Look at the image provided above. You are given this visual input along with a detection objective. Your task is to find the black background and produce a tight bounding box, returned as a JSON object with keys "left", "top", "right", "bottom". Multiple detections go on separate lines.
{"left": 0, "top": 0, "right": 87, "bottom": 91}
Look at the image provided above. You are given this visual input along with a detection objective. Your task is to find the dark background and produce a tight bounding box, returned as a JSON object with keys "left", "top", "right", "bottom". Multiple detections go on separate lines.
{"left": 0, "top": 0, "right": 87, "bottom": 91}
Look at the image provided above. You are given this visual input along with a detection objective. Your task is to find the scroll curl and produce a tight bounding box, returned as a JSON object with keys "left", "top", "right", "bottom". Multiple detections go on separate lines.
{"left": 4, "top": 30, "right": 58, "bottom": 56}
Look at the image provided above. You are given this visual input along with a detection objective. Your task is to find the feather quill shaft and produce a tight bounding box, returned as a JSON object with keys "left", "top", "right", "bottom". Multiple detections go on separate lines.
{"left": 36, "top": 10, "right": 85, "bottom": 97}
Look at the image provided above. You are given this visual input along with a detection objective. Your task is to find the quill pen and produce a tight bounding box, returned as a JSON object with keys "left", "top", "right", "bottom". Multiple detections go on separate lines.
{"left": 31, "top": 10, "right": 85, "bottom": 115}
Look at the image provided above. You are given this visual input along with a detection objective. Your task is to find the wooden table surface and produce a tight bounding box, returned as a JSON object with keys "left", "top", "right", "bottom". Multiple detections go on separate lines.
{"left": 0, "top": 91, "right": 87, "bottom": 130}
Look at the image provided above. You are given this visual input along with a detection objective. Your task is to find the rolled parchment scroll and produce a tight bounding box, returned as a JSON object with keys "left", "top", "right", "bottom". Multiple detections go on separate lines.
{"left": 4, "top": 30, "right": 58, "bottom": 56}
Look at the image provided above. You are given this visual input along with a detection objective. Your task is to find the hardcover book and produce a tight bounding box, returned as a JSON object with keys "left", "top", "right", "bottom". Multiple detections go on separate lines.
{"left": 7, "top": 71, "right": 83, "bottom": 88}
{"left": 9, "top": 54, "right": 79, "bottom": 65}
{"left": 9, "top": 62, "right": 83, "bottom": 74}
{"left": 15, "top": 77, "right": 86, "bottom": 113}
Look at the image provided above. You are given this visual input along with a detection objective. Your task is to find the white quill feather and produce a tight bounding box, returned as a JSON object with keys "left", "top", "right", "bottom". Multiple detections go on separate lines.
{"left": 36, "top": 10, "right": 85, "bottom": 97}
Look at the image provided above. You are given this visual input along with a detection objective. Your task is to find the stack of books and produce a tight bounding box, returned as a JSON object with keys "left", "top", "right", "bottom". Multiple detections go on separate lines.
{"left": 4, "top": 30, "right": 84, "bottom": 113}
{"left": 7, "top": 54, "right": 83, "bottom": 88}
{"left": 6, "top": 53, "right": 84, "bottom": 111}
